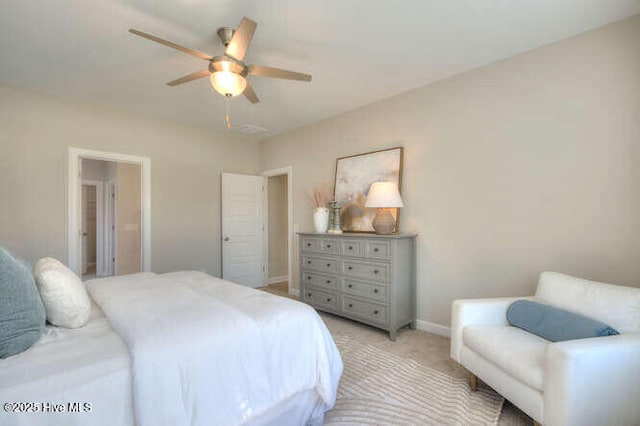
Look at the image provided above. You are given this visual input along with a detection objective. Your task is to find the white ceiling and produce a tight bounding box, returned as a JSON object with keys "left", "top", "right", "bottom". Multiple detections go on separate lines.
{"left": 1, "top": 0, "right": 638, "bottom": 141}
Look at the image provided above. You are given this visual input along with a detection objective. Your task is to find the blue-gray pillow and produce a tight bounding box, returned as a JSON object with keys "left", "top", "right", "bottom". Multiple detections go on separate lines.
{"left": 506, "top": 300, "right": 619, "bottom": 342}
{"left": 0, "top": 247, "right": 46, "bottom": 358}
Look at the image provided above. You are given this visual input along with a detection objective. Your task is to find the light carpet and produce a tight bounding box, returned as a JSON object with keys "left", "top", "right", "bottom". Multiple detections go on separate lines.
{"left": 325, "top": 334, "right": 504, "bottom": 426}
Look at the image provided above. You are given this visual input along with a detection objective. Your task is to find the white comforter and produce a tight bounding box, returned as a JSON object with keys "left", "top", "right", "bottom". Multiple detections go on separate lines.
{"left": 87, "top": 271, "right": 342, "bottom": 426}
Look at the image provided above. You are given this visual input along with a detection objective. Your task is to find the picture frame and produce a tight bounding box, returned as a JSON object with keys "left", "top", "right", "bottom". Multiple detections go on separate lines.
{"left": 333, "top": 147, "right": 404, "bottom": 233}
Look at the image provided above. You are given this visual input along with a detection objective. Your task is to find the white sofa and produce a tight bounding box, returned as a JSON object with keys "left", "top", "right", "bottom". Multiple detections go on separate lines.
{"left": 451, "top": 272, "right": 640, "bottom": 426}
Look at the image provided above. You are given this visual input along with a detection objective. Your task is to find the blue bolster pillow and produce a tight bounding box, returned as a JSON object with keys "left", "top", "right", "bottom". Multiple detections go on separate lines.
{"left": 506, "top": 300, "right": 619, "bottom": 342}
{"left": 0, "top": 247, "right": 46, "bottom": 358}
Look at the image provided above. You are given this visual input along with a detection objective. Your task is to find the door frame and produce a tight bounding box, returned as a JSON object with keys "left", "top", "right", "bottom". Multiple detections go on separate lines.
{"left": 68, "top": 148, "right": 151, "bottom": 276}
{"left": 261, "top": 166, "right": 293, "bottom": 295}
{"left": 81, "top": 180, "right": 104, "bottom": 276}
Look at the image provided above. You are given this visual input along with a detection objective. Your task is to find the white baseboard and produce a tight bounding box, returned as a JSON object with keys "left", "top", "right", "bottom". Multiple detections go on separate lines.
{"left": 415, "top": 319, "right": 451, "bottom": 337}
{"left": 288, "top": 288, "right": 300, "bottom": 297}
{"left": 268, "top": 275, "right": 289, "bottom": 285}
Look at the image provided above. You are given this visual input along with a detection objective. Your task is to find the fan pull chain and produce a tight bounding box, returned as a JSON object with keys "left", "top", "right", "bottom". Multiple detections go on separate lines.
{"left": 225, "top": 95, "right": 232, "bottom": 130}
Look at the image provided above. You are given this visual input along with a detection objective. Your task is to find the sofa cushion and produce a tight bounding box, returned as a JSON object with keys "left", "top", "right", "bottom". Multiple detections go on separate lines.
{"left": 536, "top": 272, "right": 640, "bottom": 333}
{"left": 507, "top": 300, "right": 619, "bottom": 342}
{"left": 0, "top": 247, "right": 46, "bottom": 358}
{"left": 464, "top": 325, "right": 546, "bottom": 391}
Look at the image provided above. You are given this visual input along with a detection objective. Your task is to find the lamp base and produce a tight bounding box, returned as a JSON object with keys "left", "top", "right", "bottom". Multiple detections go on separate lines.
{"left": 372, "top": 209, "right": 396, "bottom": 235}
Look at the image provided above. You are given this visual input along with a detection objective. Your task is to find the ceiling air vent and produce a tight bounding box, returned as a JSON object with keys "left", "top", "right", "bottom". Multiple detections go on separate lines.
{"left": 237, "top": 124, "right": 267, "bottom": 135}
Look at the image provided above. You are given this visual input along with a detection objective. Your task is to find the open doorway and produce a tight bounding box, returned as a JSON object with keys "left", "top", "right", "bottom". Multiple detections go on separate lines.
{"left": 81, "top": 181, "right": 100, "bottom": 278}
{"left": 68, "top": 148, "right": 151, "bottom": 278}
{"left": 267, "top": 175, "right": 288, "bottom": 292}
{"left": 262, "top": 167, "right": 294, "bottom": 296}
{"left": 80, "top": 158, "right": 142, "bottom": 280}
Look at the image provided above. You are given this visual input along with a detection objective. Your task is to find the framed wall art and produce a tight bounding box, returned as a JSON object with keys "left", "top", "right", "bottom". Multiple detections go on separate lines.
{"left": 333, "top": 147, "right": 403, "bottom": 233}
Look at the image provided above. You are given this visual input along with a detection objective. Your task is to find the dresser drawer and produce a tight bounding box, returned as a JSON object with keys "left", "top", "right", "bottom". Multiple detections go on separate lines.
{"left": 342, "top": 296, "right": 388, "bottom": 325}
{"left": 341, "top": 259, "right": 389, "bottom": 282}
{"left": 302, "top": 271, "right": 338, "bottom": 290}
{"left": 302, "top": 255, "right": 338, "bottom": 273}
{"left": 301, "top": 237, "right": 321, "bottom": 253}
{"left": 365, "top": 241, "right": 391, "bottom": 259}
{"left": 303, "top": 287, "right": 338, "bottom": 310}
{"left": 341, "top": 240, "right": 363, "bottom": 257}
{"left": 321, "top": 239, "right": 339, "bottom": 254}
{"left": 342, "top": 278, "right": 389, "bottom": 303}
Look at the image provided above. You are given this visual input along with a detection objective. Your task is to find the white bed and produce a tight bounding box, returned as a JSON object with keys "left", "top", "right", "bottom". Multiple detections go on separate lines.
{"left": 0, "top": 271, "right": 343, "bottom": 426}
{"left": 0, "top": 300, "right": 133, "bottom": 426}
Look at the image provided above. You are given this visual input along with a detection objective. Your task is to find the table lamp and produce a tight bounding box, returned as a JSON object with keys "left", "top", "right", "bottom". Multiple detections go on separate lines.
{"left": 364, "top": 182, "right": 404, "bottom": 234}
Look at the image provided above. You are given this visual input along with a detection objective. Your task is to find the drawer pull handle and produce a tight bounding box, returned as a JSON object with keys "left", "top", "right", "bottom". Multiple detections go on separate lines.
{"left": 348, "top": 303, "right": 353, "bottom": 308}
{"left": 348, "top": 266, "right": 353, "bottom": 270}
{"left": 348, "top": 246, "right": 353, "bottom": 250}
{"left": 326, "top": 280, "right": 331, "bottom": 284}
{"left": 307, "top": 243, "right": 311, "bottom": 247}
{"left": 374, "top": 310, "right": 379, "bottom": 315}
{"left": 373, "top": 270, "right": 379, "bottom": 274}
{"left": 373, "top": 289, "right": 379, "bottom": 293}
{"left": 326, "top": 298, "right": 332, "bottom": 302}
{"left": 307, "top": 261, "right": 311, "bottom": 264}
{"left": 348, "top": 284, "right": 352, "bottom": 288}
{"left": 307, "top": 276, "right": 311, "bottom": 280}
{"left": 307, "top": 293, "right": 312, "bottom": 297}
{"left": 326, "top": 244, "right": 331, "bottom": 248}
{"left": 326, "top": 263, "right": 331, "bottom": 267}
{"left": 374, "top": 248, "right": 379, "bottom": 252}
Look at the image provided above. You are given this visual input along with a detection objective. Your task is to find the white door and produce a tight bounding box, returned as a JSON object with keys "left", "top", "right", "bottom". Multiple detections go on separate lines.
{"left": 222, "top": 173, "right": 266, "bottom": 288}
{"left": 81, "top": 185, "right": 89, "bottom": 274}
{"left": 107, "top": 181, "right": 117, "bottom": 276}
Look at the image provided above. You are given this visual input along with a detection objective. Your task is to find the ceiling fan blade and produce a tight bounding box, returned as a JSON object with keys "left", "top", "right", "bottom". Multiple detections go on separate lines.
{"left": 243, "top": 82, "right": 260, "bottom": 104}
{"left": 166, "top": 69, "right": 211, "bottom": 86}
{"left": 248, "top": 65, "right": 312, "bottom": 82}
{"left": 129, "top": 29, "right": 213, "bottom": 61}
{"left": 224, "top": 17, "right": 257, "bottom": 61}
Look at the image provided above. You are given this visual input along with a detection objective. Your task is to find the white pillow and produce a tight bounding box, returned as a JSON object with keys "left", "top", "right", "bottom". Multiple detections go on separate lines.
{"left": 34, "top": 257, "right": 91, "bottom": 328}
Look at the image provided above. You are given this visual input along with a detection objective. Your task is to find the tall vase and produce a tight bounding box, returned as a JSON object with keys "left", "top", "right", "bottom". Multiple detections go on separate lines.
{"left": 313, "top": 207, "right": 329, "bottom": 233}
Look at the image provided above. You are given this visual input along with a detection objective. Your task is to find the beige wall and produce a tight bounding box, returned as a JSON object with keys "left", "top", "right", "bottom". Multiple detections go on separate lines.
{"left": 268, "top": 175, "right": 288, "bottom": 280}
{"left": 260, "top": 16, "right": 640, "bottom": 327}
{"left": 0, "top": 84, "right": 260, "bottom": 275}
{"left": 115, "top": 163, "right": 141, "bottom": 275}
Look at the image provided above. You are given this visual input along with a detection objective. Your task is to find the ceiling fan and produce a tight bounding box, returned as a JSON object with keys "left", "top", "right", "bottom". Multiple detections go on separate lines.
{"left": 129, "top": 17, "right": 312, "bottom": 104}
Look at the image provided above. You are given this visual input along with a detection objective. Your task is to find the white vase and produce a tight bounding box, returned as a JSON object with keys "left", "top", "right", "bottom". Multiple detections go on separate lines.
{"left": 313, "top": 207, "right": 329, "bottom": 233}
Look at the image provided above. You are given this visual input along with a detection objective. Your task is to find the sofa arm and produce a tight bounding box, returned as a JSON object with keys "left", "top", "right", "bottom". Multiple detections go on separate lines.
{"left": 450, "top": 297, "right": 532, "bottom": 362}
{"left": 544, "top": 333, "right": 640, "bottom": 426}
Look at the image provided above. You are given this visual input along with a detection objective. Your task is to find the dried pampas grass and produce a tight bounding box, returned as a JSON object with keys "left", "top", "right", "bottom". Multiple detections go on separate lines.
{"left": 311, "top": 182, "right": 333, "bottom": 208}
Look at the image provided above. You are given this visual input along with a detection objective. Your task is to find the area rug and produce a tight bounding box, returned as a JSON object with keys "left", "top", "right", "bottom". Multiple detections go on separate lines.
{"left": 324, "top": 334, "right": 504, "bottom": 425}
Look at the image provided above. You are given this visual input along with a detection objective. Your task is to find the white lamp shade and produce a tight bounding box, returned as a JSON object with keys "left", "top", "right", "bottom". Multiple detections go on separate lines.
{"left": 210, "top": 71, "right": 247, "bottom": 97}
{"left": 365, "top": 182, "right": 404, "bottom": 208}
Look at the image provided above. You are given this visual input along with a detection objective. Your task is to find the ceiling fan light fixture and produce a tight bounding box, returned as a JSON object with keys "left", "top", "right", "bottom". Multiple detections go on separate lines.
{"left": 210, "top": 70, "right": 247, "bottom": 97}
{"left": 130, "top": 16, "right": 312, "bottom": 107}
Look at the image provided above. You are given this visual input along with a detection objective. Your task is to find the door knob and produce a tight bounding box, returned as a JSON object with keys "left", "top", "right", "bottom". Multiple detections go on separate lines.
{"left": 224, "top": 236, "right": 230, "bottom": 241}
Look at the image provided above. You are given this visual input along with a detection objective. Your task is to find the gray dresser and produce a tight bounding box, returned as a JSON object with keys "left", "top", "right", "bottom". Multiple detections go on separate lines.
{"left": 298, "top": 232, "right": 416, "bottom": 340}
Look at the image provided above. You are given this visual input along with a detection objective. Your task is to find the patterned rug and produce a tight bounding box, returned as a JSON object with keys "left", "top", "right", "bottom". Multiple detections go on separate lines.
{"left": 324, "top": 334, "right": 504, "bottom": 425}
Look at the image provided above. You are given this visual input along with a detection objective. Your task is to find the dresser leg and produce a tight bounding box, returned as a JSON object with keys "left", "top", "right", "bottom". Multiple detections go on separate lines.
{"left": 389, "top": 329, "right": 397, "bottom": 341}
{"left": 408, "top": 321, "right": 416, "bottom": 330}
